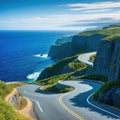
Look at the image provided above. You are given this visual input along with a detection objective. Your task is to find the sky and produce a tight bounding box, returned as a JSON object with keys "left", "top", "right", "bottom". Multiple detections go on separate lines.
{"left": 0, "top": 0, "right": 120, "bottom": 30}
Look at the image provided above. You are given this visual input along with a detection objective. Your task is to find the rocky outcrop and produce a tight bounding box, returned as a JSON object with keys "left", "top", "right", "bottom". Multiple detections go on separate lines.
{"left": 48, "top": 33, "right": 107, "bottom": 60}
{"left": 48, "top": 42, "right": 72, "bottom": 60}
{"left": 112, "top": 88, "right": 120, "bottom": 108}
{"left": 98, "top": 87, "right": 120, "bottom": 108}
{"left": 7, "top": 89, "right": 22, "bottom": 109}
{"left": 48, "top": 27, "right": 120, "bottom": 60}
{"left": 93, "top": 34, "right": 120, "bottom": 80}
{"left": 71, "top": 34, "right": 106, "bottom": 55}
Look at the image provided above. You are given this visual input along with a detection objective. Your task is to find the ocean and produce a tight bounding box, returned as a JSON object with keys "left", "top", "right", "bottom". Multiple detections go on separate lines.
{"left": 0, "top": 30, "right": 78, "bottom": 83}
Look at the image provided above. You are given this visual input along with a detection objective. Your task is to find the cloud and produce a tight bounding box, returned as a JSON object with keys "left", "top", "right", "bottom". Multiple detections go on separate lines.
{"left": 0, "top": 11, "right": 120, "bottom": 30}
{"left": 63, "top": 1, "right": 120, "bottom": 12}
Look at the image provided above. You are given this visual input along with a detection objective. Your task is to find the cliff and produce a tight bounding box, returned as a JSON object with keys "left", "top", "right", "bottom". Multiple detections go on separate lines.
{"left": 48, "top": 27, "right": 120, "bottom": 60}
{"left": 93, "top": 34, "right": 120, "bottom": 80}
{"left": 48, "top": 36, "right": 73, "bottom": 60}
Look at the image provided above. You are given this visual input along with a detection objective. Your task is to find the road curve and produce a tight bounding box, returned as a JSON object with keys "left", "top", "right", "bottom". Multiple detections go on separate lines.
{"left": 78, "top": 52, "right": 96, "bottom": 65}
{"left": 18, "top": 80, "right": 120, "bottom": 120}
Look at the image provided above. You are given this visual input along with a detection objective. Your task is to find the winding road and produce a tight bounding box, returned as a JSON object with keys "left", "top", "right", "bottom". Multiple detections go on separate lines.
{"left": 18, "top": 81, "right": 120, "bottom": 120}
{"left": 18, "top": 52, "right": 120, "bottom": 120}
{"left": 77, "top": 52, "right": 96, "bottom": 65}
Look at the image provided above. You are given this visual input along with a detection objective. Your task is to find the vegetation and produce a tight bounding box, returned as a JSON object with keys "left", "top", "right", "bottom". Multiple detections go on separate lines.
{"left": 0, "top": 81, "right": 25, "bottom": 99}
{"left": 93, "top": 79, "right": 120, "bottom": 99}
{"left": 89, "top": 54, "right": 96, "bottom": 62}
{"left": 0, "top": 81, "right": 31, "bottom": 120}
{"left": 55, "top": 36, "right": 72, "bottom": 44}
{"left": 39, "top": 54, "right": 79, "bottom": 79}
{"left": 35, "top": 73, "right": 71, "bottom": 85}
{"left": 80, "top": 74, "right": 108, "bottom": 82}
{"left": 76, "top": 27, "right": 120, "bottom": 37}
{"left": 41, "top": 84, "right": 74, "bottom": 93}
{"left": 103, "top": 34, "right": 120, "bottom": 41}
{"left": 0, "top": 100, "right": 31, "bottom": 120}
{"left": 68, "top": 61, "right": 86, "bottom": 71}
{"left": 17, "top": 97, "right": 27, "bottom": 110}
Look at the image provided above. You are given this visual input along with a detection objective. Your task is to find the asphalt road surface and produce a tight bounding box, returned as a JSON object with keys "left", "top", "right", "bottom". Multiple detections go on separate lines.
{"left": 18, "top": 80, "right": 120, "bottom": 120}
{"left": 77, "top": 52, "right": 96, "bottom": 65}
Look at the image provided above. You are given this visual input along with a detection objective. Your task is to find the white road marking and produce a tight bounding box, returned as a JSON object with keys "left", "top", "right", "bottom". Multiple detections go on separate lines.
{"left": 87, "top": 93, "right": 120, "bottom": 119}
{"left": 23, "top": 90, "right": 43, "bottom": 112}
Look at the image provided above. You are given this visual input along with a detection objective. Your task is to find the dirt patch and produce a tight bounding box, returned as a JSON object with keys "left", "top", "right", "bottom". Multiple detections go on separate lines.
{"left": 5, "top": 88, "right": 37, "bottom": 120}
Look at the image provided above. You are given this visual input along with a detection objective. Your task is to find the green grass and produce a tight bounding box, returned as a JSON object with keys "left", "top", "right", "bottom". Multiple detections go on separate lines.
{"left": 93, "top": 79, "right": 120, "bottom": 99}
{"left": 76, "top": 27, "right": 120, "bottom": 37}
{"left": 0, "top": 81, "right": 31, "bottom": 120}
{"left": 0, "top": 99, "right": 31, "bottom": 120}
{"left": 17, "top": 97, "right": 28, "bottom": 110}
{"left": 89, "top": 54, "right": 96, "bottom": 62}
{"left": 80, "top": 74, "right": 108, "bottom": 82}
{"left": 39, "top": 54, "right": 79, "bottom": 79}
{"left": 103, "top": 34, "right": 120, "bottom": 41}
{"left": 41, "top": 84, "right": 74, "bottom": 93}
{"left": 35, "top": 73, "right": 71, "bottom": 85}
{"left": 0, "top": 81, "right": 25, "bottom": 99}
{"left": 68, "top": 61, "right": 86, "bottom": 71}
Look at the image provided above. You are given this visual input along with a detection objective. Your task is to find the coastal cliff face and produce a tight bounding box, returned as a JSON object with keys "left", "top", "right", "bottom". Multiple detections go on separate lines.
{"left": 48, "top": 42, "right": 72, "bottom": 60}
{"left": 48, "top": 27, "right": 120, "bottom": 60}
{"left": 48, "top": 34, "right": 106, "bottom": 60}
{"left": 93, "top": 34, "right": 120, "bottom": 80}
{"left": 48, "top": 36, "right": 73, "bottom": 60}
{"left": 72, "top": 34, "right": 106, "bottom": 54}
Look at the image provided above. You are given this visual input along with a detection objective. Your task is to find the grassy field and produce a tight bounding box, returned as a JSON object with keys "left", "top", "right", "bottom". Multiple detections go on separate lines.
{"left": 0, "top": 81, "right": 31, "bottom": 120}
{"left": 103, "top": 34, "right": 120, "bottom": 41}
{"left": 76, "top": 27, "right": 120, "bottom": 37}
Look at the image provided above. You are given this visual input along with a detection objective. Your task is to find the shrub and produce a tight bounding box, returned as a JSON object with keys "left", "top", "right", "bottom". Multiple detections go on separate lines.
{"left": 80, "top": 74, "right": 108, "bottom": 82}
{"left": 89, "top": 54, "right": 96, "bottom": 62}
{"left": 68, "top": 61, "right": 86, "bottom": 71}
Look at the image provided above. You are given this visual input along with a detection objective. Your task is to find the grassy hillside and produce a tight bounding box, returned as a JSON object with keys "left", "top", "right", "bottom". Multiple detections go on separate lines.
{"left": 76, "top": 27, "right": 120, "bottom": 37}
{"left": 38, "top": 54, "right": 81, "bottom": 80}
{"left": 68, "top": 61, "right": 86, "bottom": 71}
{"left": 36, "top": 73, "right": 71, "bottom": 85}
{"left": 103, "top": 34, "right": 120, "bottom": 41}
{"left": 0, "top": 81, "right": 31, "bottom": 120}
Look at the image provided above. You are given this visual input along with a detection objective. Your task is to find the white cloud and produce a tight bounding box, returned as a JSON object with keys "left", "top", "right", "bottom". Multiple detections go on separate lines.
{"left": 0, "top": 10, "right": 120, "bottom": 30}
{"left": 63, "top": 1, "right": 120, "bottom": 12}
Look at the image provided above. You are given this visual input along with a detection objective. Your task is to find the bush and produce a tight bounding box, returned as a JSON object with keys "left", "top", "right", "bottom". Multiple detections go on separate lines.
{"left": 89, "top": 54, "right": 96, "bottom": 62}
{"left": 93, "top": 79, "right": 120, "bottom": 100}
{"left": 93, "top": 90, "right": 100, "bottom": 100}
{"left": 80, "top": 74, "right": 108, "bottom": 82}
{"left": 68, "top": 61, "right": 86, "bottom": 71}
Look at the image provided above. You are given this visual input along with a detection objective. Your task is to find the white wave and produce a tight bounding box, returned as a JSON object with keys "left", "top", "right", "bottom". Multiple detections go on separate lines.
{"left": 34, "top": 54, "right": 48, "bottom": 58}
{"left": 27, "top": 72, "right": 41, "bottom": 81}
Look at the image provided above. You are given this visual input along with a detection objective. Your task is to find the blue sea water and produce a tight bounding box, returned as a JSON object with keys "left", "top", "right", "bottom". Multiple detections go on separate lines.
{"left": 0, "top": 30, "right": 78, "bottom": 83}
